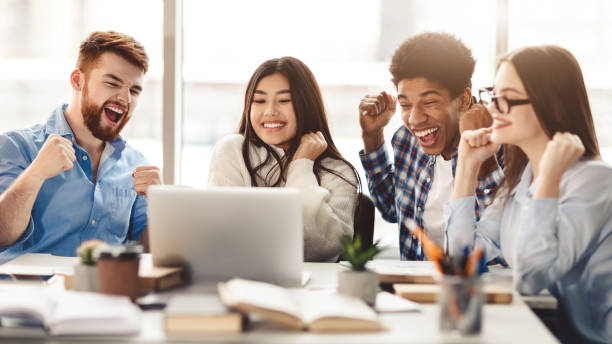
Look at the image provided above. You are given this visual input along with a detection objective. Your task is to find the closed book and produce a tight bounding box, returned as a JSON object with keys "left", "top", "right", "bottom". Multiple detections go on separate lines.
{"left": 164, "top": 294, "right": 243, "bottom": 334}
{"left": 60, "top": 266, "right": 185, "bottom": 292}
{"left": 218, "top": 278, "right": 384, "bottom": 333}
{"left": 139, "top": 266, "right": 185, "bottom": 292}
{"left": 340, "top": 260, "right": 440, "bottom": 284}
{"left": 394, "top": 283, "right": 513, "bottom": 304}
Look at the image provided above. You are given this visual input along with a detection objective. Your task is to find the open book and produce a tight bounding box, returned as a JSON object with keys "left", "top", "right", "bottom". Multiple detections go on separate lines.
{"left": 218, "top": 278, "right": 384, "bottom": 332}
{"left": 0, "top": 285, "right": 142, "bottom": 336}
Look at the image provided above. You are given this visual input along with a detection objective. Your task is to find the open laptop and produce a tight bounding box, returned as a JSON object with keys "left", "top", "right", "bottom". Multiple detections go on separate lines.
{"left": 147, "top": 186, "right": 303, "bottom": 287}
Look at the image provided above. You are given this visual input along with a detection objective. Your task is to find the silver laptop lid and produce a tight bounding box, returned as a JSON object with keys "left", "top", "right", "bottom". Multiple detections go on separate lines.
{"left": 147, "top": 186, "right": 303, "bottom": 287}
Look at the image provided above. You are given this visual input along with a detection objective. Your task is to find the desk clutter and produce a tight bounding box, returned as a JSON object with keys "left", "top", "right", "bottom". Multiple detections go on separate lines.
{"left": 0, "top": 252, "right": 509, "bottom": 336}
{"left": 0, "top": 251, "right": 550, "bottom": 341}
{"left": 1, "top": 252, "right": 390, "bottom": 336}
{"left": 0, "top": 251, "right": 561, "bottom": 342}
{"left": 0, "top": 238, "right": 511, "bottom": 338}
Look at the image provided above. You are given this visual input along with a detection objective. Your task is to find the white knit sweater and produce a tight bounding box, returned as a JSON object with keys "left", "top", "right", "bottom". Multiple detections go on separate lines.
{"left": 208, "top": 134, "right": 357, "bottom": 262}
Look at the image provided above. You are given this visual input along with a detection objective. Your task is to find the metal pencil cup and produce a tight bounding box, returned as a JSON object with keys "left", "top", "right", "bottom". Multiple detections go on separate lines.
{"left": 438, "top": 275, "right": 483, "bottom": 334}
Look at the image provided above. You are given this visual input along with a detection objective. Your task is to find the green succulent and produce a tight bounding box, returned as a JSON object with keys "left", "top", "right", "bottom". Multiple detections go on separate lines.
{"left": 340, "top": 234, "right": 382, "bottom": 271}
{"left": 79, "top": 249, "right": 96, "bottom": 266}
{"left": 76, "top": 239, "right": 105, "bottom": 266}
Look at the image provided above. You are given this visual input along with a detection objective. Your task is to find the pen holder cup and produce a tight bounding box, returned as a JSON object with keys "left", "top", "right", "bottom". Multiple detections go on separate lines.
{"left": 95, "top": 244, "right": 142, "bottom": 302}
{"left": 438, "top": 274, "right": 483, "bottom": 335}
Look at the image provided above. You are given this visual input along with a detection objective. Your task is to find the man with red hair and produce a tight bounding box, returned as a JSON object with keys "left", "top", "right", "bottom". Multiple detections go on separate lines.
{"left": 0, "top": 31, "right": 161, "bottom": 263}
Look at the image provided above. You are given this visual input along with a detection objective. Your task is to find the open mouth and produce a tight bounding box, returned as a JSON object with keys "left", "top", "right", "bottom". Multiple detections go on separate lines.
{"left": 413, "top": 127, "right": 439, "bottom": 147}
{"left": 104, "top": 104, "right": 126, "bottom": 126}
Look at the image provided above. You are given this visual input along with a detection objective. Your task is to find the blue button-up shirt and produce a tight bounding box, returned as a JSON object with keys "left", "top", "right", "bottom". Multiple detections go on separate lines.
{"left": 0, "top": 104, "right": 148, "bottom": 263}
{"left": 360, "top": 126, "right": 504, "bottom": 260}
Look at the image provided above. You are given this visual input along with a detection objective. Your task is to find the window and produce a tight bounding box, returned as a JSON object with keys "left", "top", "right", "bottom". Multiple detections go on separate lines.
{"left": 507, "top": 0, "right": 612, "bottom": 162}
{"left": 0, "top": 0, "right": 163, "bottom": 167}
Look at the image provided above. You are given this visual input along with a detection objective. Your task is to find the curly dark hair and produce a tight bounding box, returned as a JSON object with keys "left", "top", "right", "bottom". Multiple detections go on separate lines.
{"left": 389, "top": 32, "right": 475, "bottom": 98}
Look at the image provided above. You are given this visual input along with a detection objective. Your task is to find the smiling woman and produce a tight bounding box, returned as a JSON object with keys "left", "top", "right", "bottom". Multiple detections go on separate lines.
{"left": 249, "top": 73, "right": 297, "bottom": 151}
{"left": 447, "top": 45, "right": 611, "bottom": 343}
{"left": 207, "top": 57, "right": 361, "bottom": 262}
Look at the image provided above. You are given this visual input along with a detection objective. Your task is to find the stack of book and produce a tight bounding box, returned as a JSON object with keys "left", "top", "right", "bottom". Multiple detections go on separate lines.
{"left": 164, "top": 294, "right": 244, "bottom": 334}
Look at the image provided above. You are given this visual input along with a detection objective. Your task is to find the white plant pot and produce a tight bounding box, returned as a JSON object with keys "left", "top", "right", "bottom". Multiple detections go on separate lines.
{"left": 337, "top": 269, "right": 378, "bottom": 305}
{"left": 73, "top": 264, "right": 99, "bottom": 292}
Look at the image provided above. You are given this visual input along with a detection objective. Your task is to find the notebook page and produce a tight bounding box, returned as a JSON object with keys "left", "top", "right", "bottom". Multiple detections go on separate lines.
{"left": 48, "top": 291, "right": 142, "bottom": 335}
{"left": 295, "top": 290, "right": 378, "bottom": 324}
{"left": 223, "top": 278, "right": 300, "bottom": 318}
{"left": 0, "top": 286, "right": 55, "bottom": 324}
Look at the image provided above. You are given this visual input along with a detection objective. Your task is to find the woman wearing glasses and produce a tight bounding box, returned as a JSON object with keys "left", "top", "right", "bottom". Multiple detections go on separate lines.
{"left": 445, "top": 45, "right": 611, "bottom": 343}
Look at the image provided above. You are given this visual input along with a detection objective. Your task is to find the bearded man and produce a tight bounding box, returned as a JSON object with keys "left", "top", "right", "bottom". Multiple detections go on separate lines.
{"left": 0, "top": 31, "right": 161, "bottom": 263}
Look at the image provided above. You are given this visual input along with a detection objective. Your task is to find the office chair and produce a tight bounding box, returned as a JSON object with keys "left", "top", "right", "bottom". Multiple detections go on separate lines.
{"left": 353, "top": 193, "right": 375, "bottom": 250}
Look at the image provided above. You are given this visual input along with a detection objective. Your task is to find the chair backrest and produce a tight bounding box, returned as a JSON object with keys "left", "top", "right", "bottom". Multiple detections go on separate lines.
{"left": 353, "top": 193, "right": 375, "bottom": 250}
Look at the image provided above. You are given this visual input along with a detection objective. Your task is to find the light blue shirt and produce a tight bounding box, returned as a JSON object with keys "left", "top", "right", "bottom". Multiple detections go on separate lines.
{"left": 444, "top": 158, "right": 612, "bottom": 343}
{"left": 0, "top": 104, "right": 148, "bottom": 263}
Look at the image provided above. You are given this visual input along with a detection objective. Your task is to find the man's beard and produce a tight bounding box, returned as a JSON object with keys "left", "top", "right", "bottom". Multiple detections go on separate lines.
{"left": 81, "top": 86, "right": 130, "bottom": 142}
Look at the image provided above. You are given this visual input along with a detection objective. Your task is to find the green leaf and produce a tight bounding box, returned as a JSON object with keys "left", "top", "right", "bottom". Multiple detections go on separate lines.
{"left": 339, "top": 234, "right": 383, "bottom": 271}
{"left": 79, "top": 249, "right": 95, "bottom": 266}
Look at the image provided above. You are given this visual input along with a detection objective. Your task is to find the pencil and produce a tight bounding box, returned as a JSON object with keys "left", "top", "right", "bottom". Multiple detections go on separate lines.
{"left": 411, "top": 224, "right": 447, "bottom": 273}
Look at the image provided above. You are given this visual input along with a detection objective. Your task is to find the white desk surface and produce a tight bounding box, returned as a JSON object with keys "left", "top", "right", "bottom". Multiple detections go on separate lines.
{"left": 0, "top": 261, "right": 559, "bottom": 343}
{"left": 485, "top": 264, "right": 558, "bottom": 310}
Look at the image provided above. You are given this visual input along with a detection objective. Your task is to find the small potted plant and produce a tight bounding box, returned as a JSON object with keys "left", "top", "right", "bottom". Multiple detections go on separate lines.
{"left": 73, "top": 239, "right": 105, "bottom": 292}
{"left": 337, "top": 234, "right": 382, "bottom": 305}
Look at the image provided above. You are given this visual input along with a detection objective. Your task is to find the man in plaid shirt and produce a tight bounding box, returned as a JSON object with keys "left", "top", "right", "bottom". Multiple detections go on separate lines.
{"left": 358, "top": 33, "right": 503, "bottom": 260}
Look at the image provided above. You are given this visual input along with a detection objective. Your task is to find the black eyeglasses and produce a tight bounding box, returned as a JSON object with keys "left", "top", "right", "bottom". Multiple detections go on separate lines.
{"left": 478, "top": 87, "right": 530, "bottom": 114}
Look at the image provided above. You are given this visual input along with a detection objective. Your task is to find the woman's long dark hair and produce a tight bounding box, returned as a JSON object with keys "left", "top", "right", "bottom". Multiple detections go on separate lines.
{"left": 497, "top": 45, "right": 600, "bottom": 196}
{"left": 237, "top": 56, "right": 360, "bottom": 193}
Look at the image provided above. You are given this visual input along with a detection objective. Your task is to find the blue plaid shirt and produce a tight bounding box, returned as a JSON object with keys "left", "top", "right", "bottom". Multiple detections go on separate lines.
{"left": 360, "top": 126, "right": 504, "bottom": 260}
